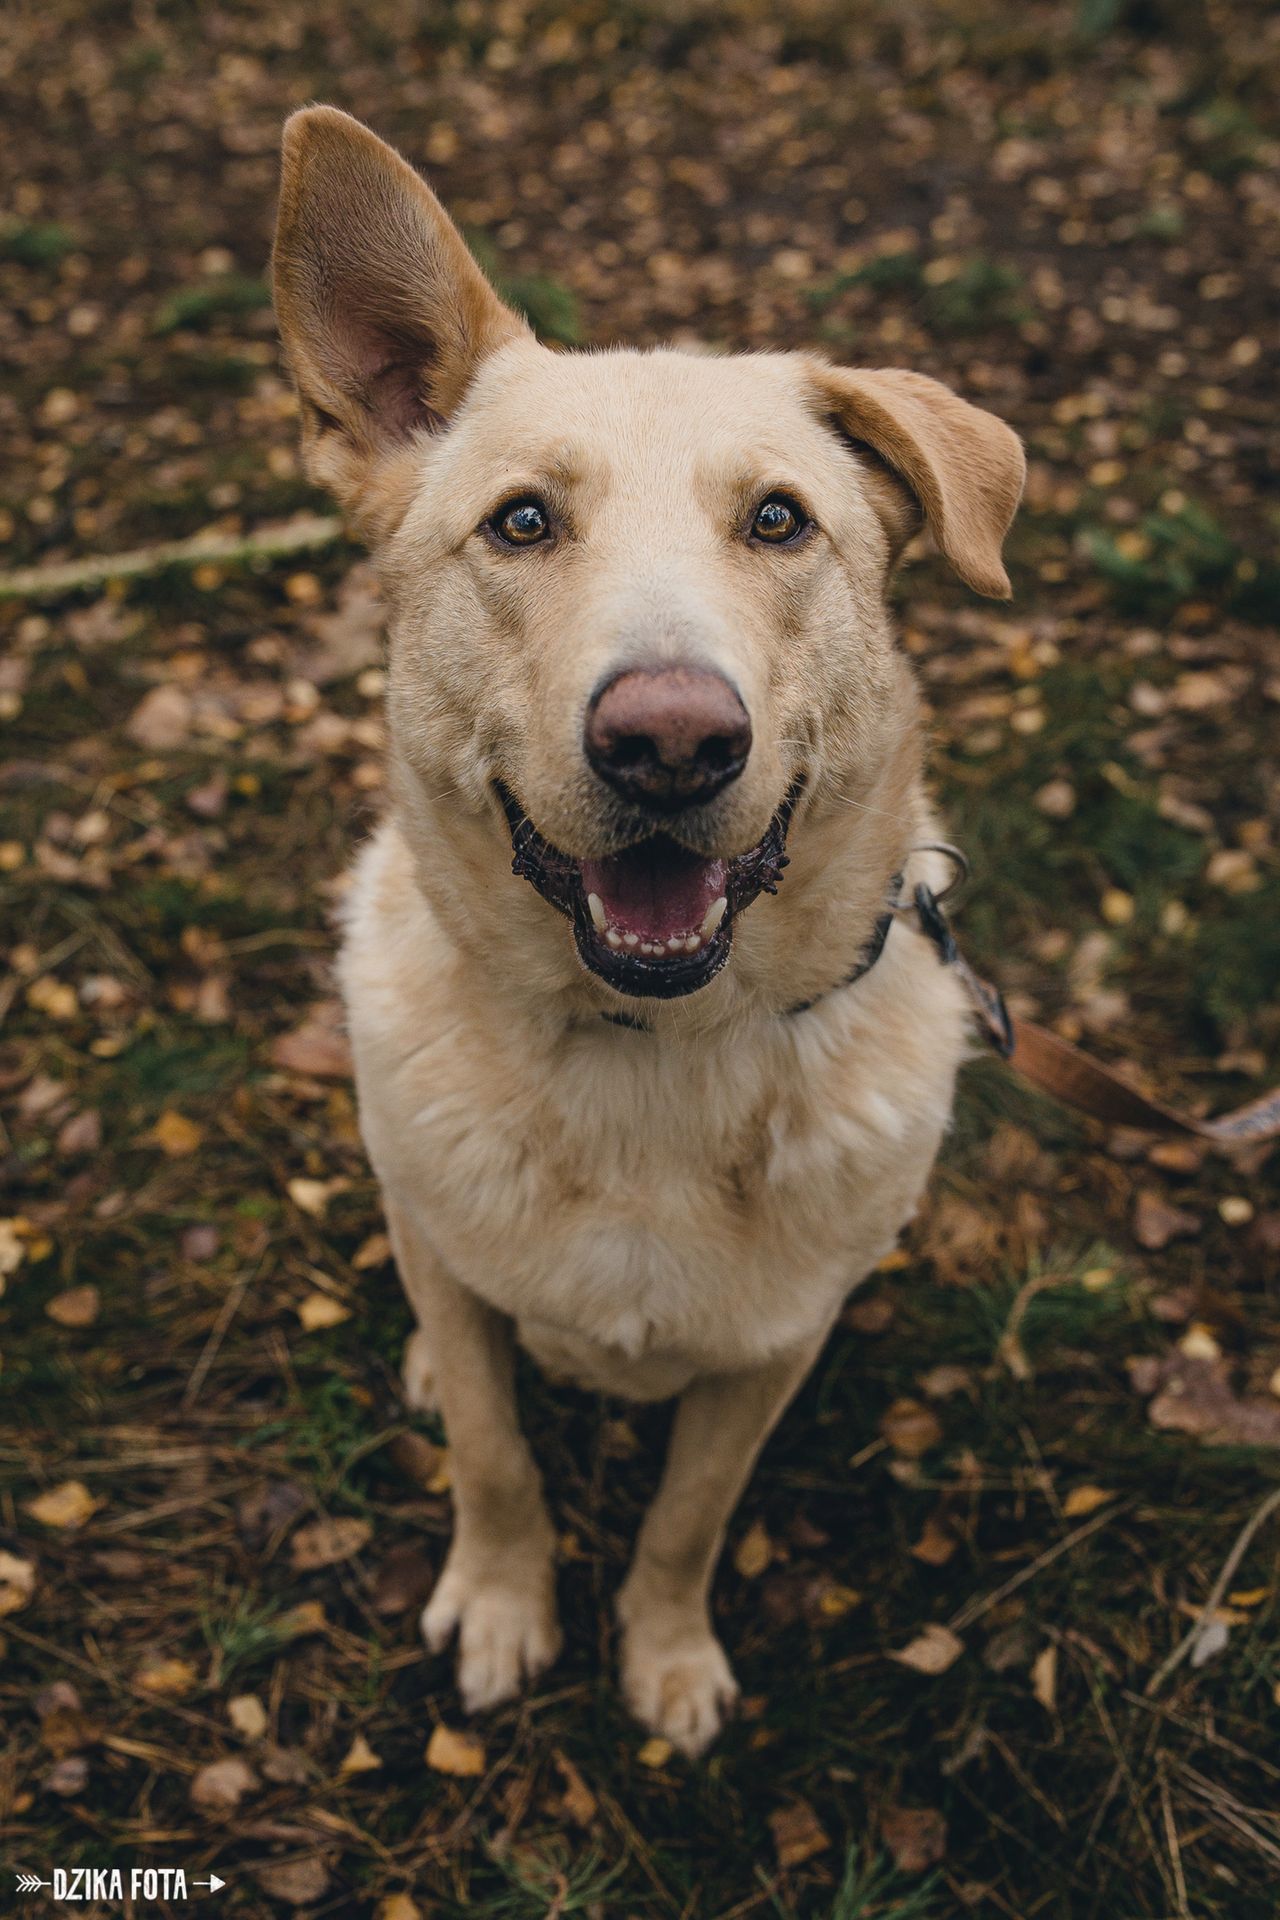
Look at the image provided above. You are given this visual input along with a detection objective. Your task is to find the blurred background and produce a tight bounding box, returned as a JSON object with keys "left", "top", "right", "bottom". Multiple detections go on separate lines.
{"left": 1, "top": 3, "right": 1278, "bottom": 1916}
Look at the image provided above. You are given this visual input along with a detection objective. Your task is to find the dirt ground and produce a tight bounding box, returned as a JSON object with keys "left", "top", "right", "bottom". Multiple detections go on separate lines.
{"left": 2, "top": 2, "right": 1279, "bottom": 1915}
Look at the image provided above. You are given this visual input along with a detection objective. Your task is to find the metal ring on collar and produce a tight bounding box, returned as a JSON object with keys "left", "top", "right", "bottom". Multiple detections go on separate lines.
{"left": 889, "top": 841, "right": 969, "bottom": 914}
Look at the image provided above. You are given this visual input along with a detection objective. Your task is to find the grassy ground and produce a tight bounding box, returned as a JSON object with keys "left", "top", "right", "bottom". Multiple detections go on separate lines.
{"left": 2, "top": 3, "right": 1279, "bottom": 1915}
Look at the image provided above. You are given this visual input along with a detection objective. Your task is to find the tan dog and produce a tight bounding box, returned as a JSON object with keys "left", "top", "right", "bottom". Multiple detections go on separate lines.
{"left": 273, "top": 107, "right": 1024, "bottom": 1755}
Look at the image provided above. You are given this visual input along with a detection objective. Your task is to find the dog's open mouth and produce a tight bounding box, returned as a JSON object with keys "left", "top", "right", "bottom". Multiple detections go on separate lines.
{"left": 497, "top": 785, "right": 795, "bottom": 999}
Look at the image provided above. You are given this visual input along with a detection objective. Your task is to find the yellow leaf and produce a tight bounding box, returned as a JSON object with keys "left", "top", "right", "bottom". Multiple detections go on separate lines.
{"left": 636, "top": 1737, "right": 673, "bottom": 1769}
{"left": 890, "top": 1623, "right": 964, "bottom": 1675}
{"left": 0, "top": 1550, "right": 37, "bottom": 1617}
{"left": 377, "top": 1898, "right": 422, "bottom": 1920}
{"left": 135, "top": 1656, "right": 198, "bottom": 1698}
{"left": 353, "top": 1232, "right": 392, "bottom": 1271}
{"left": 26, "top": 1479, "right": 98, "bottom": 1529}
{"left": 733, "top": 1519, "right": 772, "bottom": 1580}
{"left": 817, "top": 1583, "right": 861, "bottom": 1618}
{"left": 1063, "top": 1485, "right": 1114, "bottom": 1519}
{"left": 339, "top": 1733, "right": 382, "bottom": 1776}
{"left": 425, "top": 1724, "right": 485, "bottom": 1777}
{"left": 148, "top": 1110, "right": 204, "bottom": 1157}
{"left": 1227, "top": 1587, "right": 1268, "bottom": 1609}
{"left": 1032, "top": 1643, "right": 1058, "bottom": 1712}
{"left": 296, "top": 1291, "right": 351, "bottom": 1332}
{"left": 277, "top": 1600, "right": 327, "bottom": 1640}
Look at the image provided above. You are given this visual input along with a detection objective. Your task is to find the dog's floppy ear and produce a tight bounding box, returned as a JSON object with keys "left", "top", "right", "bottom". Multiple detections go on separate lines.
{"left": 812, "top": 364, "right": 1025, "bottom": 598}
{"left": 273, "top": 106, "right": 529, "bottom": 530}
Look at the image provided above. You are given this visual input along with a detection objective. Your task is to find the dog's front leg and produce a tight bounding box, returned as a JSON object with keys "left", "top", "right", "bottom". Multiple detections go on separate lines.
{"left": 385, "top": 1196, "right": 561, "bottom": 1712}
{"left": 617, "top": 1333, "right": 826, "bottom": 1756}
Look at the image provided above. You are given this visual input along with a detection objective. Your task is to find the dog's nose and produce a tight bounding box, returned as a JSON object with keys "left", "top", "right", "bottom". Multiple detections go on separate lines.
{"left": 584, "top": 666, "right": 752, "bottom": 811}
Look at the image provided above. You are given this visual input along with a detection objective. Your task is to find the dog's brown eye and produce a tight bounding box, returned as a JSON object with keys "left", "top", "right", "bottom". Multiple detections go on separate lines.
{"left": 751, "top": 495, "right": 807, "bottom": 544}
{"left": 493, "top": 499, "right": 550, "bottom": 546}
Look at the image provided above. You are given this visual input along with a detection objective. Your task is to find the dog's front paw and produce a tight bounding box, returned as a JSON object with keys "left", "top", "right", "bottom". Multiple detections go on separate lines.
{"left": 422, "top": 1551, "right": 561, "bottom": 1712}
{"left": 619, "top": 1604, "right": 739, "bottom": 1757}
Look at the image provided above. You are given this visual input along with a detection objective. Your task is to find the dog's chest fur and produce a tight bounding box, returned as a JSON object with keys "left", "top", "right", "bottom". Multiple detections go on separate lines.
{"left": 341, "top": 822, "right": 970, "bottom": 1398}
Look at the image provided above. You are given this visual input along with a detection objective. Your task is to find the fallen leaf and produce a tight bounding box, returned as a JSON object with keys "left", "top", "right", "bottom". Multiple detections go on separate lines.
{"left": 190, "top": 1755, "right": 258, "bottom": 1812}
{"left": 370, "top": 1543, "right": 435, "bottom": 1617}
{"left": 921, "top": 1194, "right": 1000, "bottom": 1283}
{"left": 126, "top": 684, "right": 192, "bottom": 750}
{"left": 1132, "top": 1188, "right": 1201, "bottom": 1251}
{"left": 553, "top": 1749, "right": 598, "bottom": 1826}
{"left": 236, "top": 1479, "right": 307, "bottom": 1550}
{"left": 253, "top": 1858, "right": 330, "bottom": 1906}
{"left": 425, "top": 1724, "right": 485, "bottom": 1777}
{"left": 270, "top": 1003, "right": 353, "bottom": 1079}
{"left": 339, "top": 1733, "right": 382, "bottom": 1776}
{"left": 56, "top": 1108, "right": 101, "bottom": 1155}
{"left": 227, "top": 1694, "right": 269, "bottom": 1740}
{"left": 387, "top": 1432, "right": 451, "bottom": 1494}
{"left": 1189, "top": 1615, "right": 1231, "bottom": 1668}
{"left": 880, "top": 1397, "right": 943, "bottom": 1458}
{"left": 287, "top": 1176, "right": 336, "bottom": 1218}
{"left": 880, "top": 1804, "right": 947, "bottom": 1874}
{"left": 910, "top": 1515, "right": 957, "bottom": 1566}
{"left": 1062, "top": 1484, "right": 1114, "bottom": 1519}
{"left": 260, "top": 1743, "right": 311, "bottom": 1785}
{"left": 135, "top": 1655, "right": 199, "bottom": 1698}
{"left": 733, "top": 1519, "right": 773, "bottom": 1579}
{"left": 377, "top": 1899, "right": 422, "bottom": 1920}
{"left": 890, "top": 1623, "right": 964, "bottom": 1675}
{"left": 814, "top": 1580, "right": 861, "bottom": 1619}
{"left": 296, "top": 1291, "right": 351, "bottom": 1332}
{"left": 26, "top": 1479, "right": 98, "bottom": 1529}
{"left": 185, "top": 768, "right": 228, "bottom": 818}
{"left": 636, "top": 1736, "right": 673, "bottom": 1769}
{"left": 1031, "top": 1643, "right": 1058, "bottom": 1711}
{"left": 0, "top": 1550, "right": 37, "bottom": 1616}
{"left": 0, "top": 1218, "right": 28, "bottom": 1277}
{"left": 1131, "top": 1351, "right": 1280, "bottom": 1447}
{"left": 295, "top": 562, "right": 385, "bottom": 684}
{"left": 352, "top": 1231, "right": 392, "bottom": 1271}
{"left": 45, "top": 1285, "right": 100, "bottom": 1328}
{"left": 147, "top": 1109, "right": 204, "bottom": 1157}
{"left": 843, "top": 1293, "right": 895, "bottom": 1334}
{"left": 44, "top": 1755, "right": 89, "bottom": 1797}
{"left": 918, "top": 1364, "right": 972, "bottom": 1400}
{"left": 276, "top": 1600, "right": 328, "bottom": 1640}
{"left": 181, "top": 1224, "right": 220, "bottom": 1262}
{"left": 769, "top": 1799, "right": 831, "bottom": 1868}
{"left": 290, "top": 1516, "right": 372, "bottom": 1572}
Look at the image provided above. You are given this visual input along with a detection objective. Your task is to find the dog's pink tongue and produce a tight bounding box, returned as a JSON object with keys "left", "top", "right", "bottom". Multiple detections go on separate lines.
{"left": 581, "top": 842, "right": 726, "bottom": 941}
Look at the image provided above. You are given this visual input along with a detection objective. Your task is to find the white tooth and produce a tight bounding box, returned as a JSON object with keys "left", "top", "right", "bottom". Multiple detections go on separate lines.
{"left": 667, "top": 935, "right": 684, "bottom": 952}
{"left": 623, "top": 932, "right": 639, "bottom": 949}
{"left": 700, "top": 896, "right": 728, "bottom": 941}
{"left": 587, "top": 892, "right": 607, "bottom": 933}
{"left": 685, "top": 934, "right": 701, "bottom": 952}
{"left": 606, "top": 929, "right": 622, "bottom": 949}
{"left": 642, "top": 941, "right": 660, "bottom": 956}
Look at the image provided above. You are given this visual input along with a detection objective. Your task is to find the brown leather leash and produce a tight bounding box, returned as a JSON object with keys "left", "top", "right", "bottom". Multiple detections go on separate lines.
{"left": 911, "top": 879, "right": 1280, "bottom": 1154}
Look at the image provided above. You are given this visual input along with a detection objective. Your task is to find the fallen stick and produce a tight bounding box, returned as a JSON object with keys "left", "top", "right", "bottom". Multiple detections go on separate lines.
{"left": 0, "top": 512, "right": 345, "bottom": 602}
{"left": 1145, "top": 1481, "right": 1280, "bottom": 1697}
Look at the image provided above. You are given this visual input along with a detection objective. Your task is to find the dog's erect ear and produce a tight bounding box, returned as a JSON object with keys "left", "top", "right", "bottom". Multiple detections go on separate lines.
{"left": 273, "top": 106, "right": 529, "bottom": 528}
{"left": 812, "top": 365, "right": 1025, "bottom": 598}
